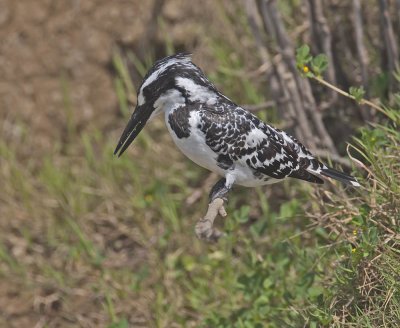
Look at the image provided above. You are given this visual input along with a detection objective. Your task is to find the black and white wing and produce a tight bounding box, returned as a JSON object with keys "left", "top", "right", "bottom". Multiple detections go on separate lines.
{"left": 197, "top": 103, "right": 358, "bottom": 186}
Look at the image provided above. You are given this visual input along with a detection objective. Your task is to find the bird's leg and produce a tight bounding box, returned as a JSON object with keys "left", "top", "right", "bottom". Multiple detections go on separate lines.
{"left": 209, "top": 178, "right": 229, "bottom": 203}
{"left": 195, "top": 178, "right": 231, "bottom": 242}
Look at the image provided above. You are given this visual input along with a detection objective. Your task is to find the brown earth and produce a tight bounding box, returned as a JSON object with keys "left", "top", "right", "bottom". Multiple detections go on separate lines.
{"left": 0, "top": 0, "right": 232, "bottom": 154}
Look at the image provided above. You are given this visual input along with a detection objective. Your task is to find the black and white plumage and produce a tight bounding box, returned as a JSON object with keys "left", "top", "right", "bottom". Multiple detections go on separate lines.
{"left": 115, "top": 53, "right": 359, "bottom": 205}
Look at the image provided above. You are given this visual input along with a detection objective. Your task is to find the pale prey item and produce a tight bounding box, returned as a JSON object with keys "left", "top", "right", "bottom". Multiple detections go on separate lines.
{"left": 114, "top": 53, "right": 360, "bottom": 242}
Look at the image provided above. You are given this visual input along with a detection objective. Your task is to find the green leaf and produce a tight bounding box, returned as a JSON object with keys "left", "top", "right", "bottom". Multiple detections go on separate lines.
{"left": 234, "top": 205, "right": 250, "bottom": 223}
{"left": 296, "top": 44, "right": 310, "bottom": 60}
{"left": 311, "top": 54, "right": 328, "bottom": 76}
{"left": 349, "top": 86, "right": 365, "bottom": 103}
{"left": 296, "top": 44, "right": 312, "bottom": 69}
{"left": 262, "top": 278, "right": 273, "bottom": 289}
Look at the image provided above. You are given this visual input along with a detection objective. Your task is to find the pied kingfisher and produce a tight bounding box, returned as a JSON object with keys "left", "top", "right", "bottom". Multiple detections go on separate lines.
{"left": 114, "top": 53, "right": 359, "bottom": 237}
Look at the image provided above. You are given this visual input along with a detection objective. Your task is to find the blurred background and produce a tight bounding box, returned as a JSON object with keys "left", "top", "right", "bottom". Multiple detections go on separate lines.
{"left": 0, "top": 0, "right": 399, "bottom": 327}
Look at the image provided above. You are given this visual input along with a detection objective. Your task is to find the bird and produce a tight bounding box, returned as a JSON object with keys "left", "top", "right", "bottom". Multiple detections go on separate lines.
{"left": 114, "top": 53, "right": 359, "bottom": 240}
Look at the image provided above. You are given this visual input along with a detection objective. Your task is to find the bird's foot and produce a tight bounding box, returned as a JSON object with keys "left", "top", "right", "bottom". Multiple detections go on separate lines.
{"left": 195, "top": 198, "right": 227, "bottom": 243}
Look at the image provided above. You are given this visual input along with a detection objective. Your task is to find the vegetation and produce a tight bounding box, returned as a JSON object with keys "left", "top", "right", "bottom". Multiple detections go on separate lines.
{"left": 1, "top": 1, "right": 399, "bottom": 327}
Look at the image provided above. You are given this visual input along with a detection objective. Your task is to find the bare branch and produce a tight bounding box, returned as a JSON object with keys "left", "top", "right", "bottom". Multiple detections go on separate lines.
{"left": 258, "top": 0, "right": 338, "bottom": 154}
{"left": 352, "top": 0, "right": 371, "bottom": 121}
{"left": 312, "top": 149, "right": 352, "bottom": 168}
{"left": 307, "top": 0, "right": 337, "bottom": 86}
{"left": 352, "top": 0, "right": 369, "bottom": 92}
{"left": 378, "top": 0, "right": 399, "bottom": 91}
{"left": 244, "top": 0, "right": 305, "bottom": 140}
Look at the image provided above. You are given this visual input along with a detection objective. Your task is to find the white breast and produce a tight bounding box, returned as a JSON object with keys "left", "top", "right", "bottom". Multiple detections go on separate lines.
{"left": 165, "top": 110, "right": 226, "bottom": 175}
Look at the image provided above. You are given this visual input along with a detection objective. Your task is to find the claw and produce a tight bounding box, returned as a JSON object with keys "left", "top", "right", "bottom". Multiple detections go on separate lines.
{"left": 218, "top": 206, "right": 227, "bottom": 217}
{"left": 195, "top": 198, "right": 227, "bottom": 242}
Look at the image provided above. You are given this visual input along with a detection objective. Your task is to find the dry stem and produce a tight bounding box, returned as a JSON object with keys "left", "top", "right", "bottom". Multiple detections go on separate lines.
{"left": 312, "top": 76, "right": 387, "bottom": 115}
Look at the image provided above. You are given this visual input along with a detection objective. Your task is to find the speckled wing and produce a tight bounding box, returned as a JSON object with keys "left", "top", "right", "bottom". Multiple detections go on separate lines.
{"left": 197, "top": 103, "right": 324, "bottom": 183}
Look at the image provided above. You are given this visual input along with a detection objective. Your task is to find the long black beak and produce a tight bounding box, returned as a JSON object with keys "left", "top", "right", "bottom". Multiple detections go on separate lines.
{"left": 114, "top": 105, "right": 151, "bottom": 157}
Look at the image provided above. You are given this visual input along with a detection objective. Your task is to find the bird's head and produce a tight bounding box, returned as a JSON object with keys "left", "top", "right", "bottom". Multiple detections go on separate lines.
{"left": 114, "top": 53, "right": 218, "bottom": 157}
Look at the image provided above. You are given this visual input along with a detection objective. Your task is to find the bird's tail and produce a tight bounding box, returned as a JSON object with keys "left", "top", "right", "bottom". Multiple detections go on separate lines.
{"left": 320, "top": 166, "right": 360, "bottom": 187}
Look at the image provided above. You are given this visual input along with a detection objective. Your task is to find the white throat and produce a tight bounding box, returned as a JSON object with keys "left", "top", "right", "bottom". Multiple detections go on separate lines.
{"left": 150, "top": 88, "right": 185, "bottom": 121}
